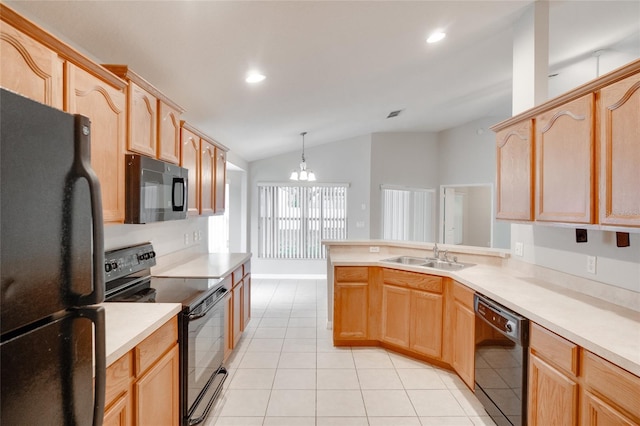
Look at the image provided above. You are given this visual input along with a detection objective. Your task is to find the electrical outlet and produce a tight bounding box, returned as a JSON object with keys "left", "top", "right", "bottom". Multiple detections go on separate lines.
{"left": 184, "top": 233, "right": 189, "bottom": 246}
{"left": 369, "top": 246, "right": 380, "bottom": 253}
{"left": 514, "top": 242, "right": 524, "bottom": 257}
{"left": 193, "top": 231, "right": 198, "bottom": 242}
{"left": 587, "top": 255, "right": 597, "bottom": 274}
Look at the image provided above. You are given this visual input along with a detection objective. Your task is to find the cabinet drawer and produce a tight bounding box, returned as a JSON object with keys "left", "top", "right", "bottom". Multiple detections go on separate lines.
{"left": 383, "top": 268, "right": 442, "bottom": 293}
{"left": 583, "top": 350, "right": 640, "bottom": 421}
{"left": 335, "top": 266, "right": 369, "bottom": 282}
{"left": 530, "top": 323, "right": 579, "bottom": 376}
{"left": 232, "top": 266, "right": 243, "bottom": 286}
{"left": 134, "top": 316, "right": 178, "bottom": 377}
{"left": 105, "top": 352, "right": 131, "bottom": 409}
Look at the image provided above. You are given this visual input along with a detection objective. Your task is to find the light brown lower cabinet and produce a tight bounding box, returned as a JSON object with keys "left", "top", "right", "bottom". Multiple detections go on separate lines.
{"left": 381, "top": 283, "right": 443, "bottom": 359}
{"left": 529, "top": 323, "right": 640, "bottom": 425}
{"left": 225, "top": 261, "right": 251, "bottom": 354}
{"left": 529, "top": 352, "right": 579, "bottom": 425}
{"left": 449, "top": 281, "right": 475, "bottom": 389}
{"left": 334, "top": 266, "right": 369, "bottom": 341}
{"left": 103, "top": 316, "right": 179, "bottom": 426}
{"left": 232, "top": 280, "right": 243, "bottom": 347}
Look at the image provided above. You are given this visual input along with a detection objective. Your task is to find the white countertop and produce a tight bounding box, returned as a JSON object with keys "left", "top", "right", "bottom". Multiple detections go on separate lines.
{"left": 153, "top": 252, "right": 251, "bottom": 278}
{"left": 330, "top": 252, "right": 640, "bottom": 377}
{"left": 101, "top": 252, "right": 250, "bottom": 368}
{"left": 101, "top": 302, "right": 182, "bottom": 366}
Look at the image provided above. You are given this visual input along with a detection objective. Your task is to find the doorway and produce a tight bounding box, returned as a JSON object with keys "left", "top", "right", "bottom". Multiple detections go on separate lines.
{"left": 439, "top": 184, "right": 493, "bottom": 247}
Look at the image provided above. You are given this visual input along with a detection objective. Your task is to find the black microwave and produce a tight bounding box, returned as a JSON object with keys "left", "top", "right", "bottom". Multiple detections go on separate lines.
{"left": 125, "top": 154, "right": 188, "bottom": 224}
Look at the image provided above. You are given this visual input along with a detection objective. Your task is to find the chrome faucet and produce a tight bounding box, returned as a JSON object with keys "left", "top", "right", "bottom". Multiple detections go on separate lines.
{"left": 432, "top": 243, "right": 439, "bottom": 260}
{"left": 442, "top": 250, "right": 450, "bottom": 263}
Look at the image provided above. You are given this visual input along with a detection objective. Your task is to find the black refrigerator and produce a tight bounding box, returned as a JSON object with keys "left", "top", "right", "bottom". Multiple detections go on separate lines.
{"left": 1, "top": 88, "right": 106, "bottom": 425}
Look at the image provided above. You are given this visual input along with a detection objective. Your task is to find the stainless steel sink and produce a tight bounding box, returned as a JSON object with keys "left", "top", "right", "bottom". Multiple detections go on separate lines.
{"left": 381, "top": 256, "right": 475, "bottom": 271}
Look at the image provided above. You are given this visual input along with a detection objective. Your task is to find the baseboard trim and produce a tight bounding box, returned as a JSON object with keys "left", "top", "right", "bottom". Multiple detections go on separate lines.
{"left": 252, "top": 273, "right": 327, "bottom": 280}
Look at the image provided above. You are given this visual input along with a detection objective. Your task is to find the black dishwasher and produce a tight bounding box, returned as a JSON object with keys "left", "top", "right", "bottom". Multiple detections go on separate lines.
{"left": 474, "top": 293, "right": 529, "bottom": 426}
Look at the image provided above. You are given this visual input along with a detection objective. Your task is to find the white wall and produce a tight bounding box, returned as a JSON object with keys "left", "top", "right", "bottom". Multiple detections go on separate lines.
{"left": 104, "top": 216, "right": 209, "bottom": 257}
{"left": 369, "top": 132, "right": 440, "bottom": 239}
{"left": 511, "top": 224, "right": 640, "bottom": 293}
{"left": 249, "top": 134, "right": 372, "bottom": 275}
{"left": 437, "top": 116, "right": 511, "bottom": 249}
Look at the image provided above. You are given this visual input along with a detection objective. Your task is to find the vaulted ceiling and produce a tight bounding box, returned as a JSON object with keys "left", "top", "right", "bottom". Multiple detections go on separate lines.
{"left": 6, "top": 1, "right": 640, "bottom": 162}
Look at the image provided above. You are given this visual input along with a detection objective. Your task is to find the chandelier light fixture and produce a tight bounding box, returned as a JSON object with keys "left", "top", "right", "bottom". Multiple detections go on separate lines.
{"left": 289, "top": 131, "right": 316, "bottom": 181}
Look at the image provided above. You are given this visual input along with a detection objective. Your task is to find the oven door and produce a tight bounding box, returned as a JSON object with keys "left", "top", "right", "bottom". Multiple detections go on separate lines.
{"left": 185, "top": 288, "right": 228, "bottom": 426}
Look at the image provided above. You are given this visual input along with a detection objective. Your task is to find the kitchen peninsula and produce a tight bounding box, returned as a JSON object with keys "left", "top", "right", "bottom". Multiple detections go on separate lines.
{"left": 325, "top": 240, "right": 640, "bottom": 425}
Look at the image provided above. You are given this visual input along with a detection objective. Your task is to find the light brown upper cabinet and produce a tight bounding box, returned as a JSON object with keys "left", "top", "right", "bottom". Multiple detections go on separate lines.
{"left": 599, "top": 72, "right": 640, "bottom": 227}
{"left": 535, "top": 94, "right": 595, "bottom": 223}
{"left": 66, "top": 63, "right": 126, "bottom": 224}
{"left": 180, "top": 125, "right": 201, "bottom": 217}
{"left": 158, "top": 101, "right": 182, "bottom": 164}
{"left": 496, "top": 119, "right": 534, "bottom": 221}
{"left": 491, "top": 58, "right": 640, "bottom": 228}
{"left": 215, "top": 148, "right": 227, "bottom": 214}
{"left": 127, "top": 81, "right": 157, "bottom": 157}
{"left": 200, "top": 139, "right": 216, "bottom": 216}
{"left": 103, "top": 65, "right": 184, "bottom": 164}
{"left": 0, "top": 20, "right": 63, "bottom": 109}
{"left": 180, "top": 121, "right": 228, "bottom": 217}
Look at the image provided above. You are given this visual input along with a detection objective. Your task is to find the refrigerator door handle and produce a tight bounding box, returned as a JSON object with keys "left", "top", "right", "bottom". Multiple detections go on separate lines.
{"left": 73, "top": 115, "right": 105, "bottom": 306}
{"left": 74, "top": 306, "right": 106, "bottom": 426}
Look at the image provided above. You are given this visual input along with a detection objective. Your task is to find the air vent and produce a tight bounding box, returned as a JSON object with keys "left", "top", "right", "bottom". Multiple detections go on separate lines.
{"left": 386, "top": 109, "right": 403, "bottom": 119}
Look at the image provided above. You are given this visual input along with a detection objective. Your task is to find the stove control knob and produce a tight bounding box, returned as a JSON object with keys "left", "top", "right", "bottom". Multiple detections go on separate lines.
{"left": 111, "top": 262, "right": 118, "bottom": 270}
{"left": 150, "top": 251, "right": 156, "bottom": 258}
{"left": 105, "top": 263, "right": 112, "bottom": 273}
{"left": 137, "top": 254, "right": 144, "bottom": 262}
{"left": 505, "top": 322, "right": 513, "bottom": 333}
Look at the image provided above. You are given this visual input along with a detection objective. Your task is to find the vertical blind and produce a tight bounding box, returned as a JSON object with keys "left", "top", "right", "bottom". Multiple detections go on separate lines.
{"left": 381, "top": 185, "right": 435, "bottom": 242}
{"left": 258, "top": 183, "right": 348, "bottom": 259}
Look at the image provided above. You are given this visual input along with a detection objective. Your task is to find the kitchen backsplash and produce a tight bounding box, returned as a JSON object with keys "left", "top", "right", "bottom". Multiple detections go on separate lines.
{"left": 510, "top": 223, "right": 640, "bottom": 297}
{"left": 104, "top": 216, "right": 209, "bottom": 258}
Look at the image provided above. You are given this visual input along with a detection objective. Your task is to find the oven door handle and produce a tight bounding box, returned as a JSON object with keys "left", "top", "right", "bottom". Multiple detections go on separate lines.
{"left": 187, "top": 288, "right": 229, "bottom": 321}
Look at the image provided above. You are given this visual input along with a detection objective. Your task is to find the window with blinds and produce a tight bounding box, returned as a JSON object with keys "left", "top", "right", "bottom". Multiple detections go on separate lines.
{"left": 381, "top": 185, "right": 435, "bottom": 242}
{"left": 258, "top": 183, "right": 348, "bottom": 259}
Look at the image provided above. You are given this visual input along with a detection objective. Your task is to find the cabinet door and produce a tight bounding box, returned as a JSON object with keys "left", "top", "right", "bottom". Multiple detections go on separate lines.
{"left": 224, "top": 292, "right": 233, "bottom": 358}
{"left": 134, "top": 344, "right": 179, "bottom": 426}
{"left": 0, "top": 21, "right": 63, "bottom": 108}
{"left": 381, "top": 284, "right": 411, "bottom": 348}
{"left": 200, "top": 140, "right": 215, "bottom": 216}
{"left": 599, "top": 73, "right": 640, "bottom": 227}
{"left": 127, "top": 82, "right": 157, "bottom": 157}
{"left": 243, "top": 275, "right": 251, "bottom": 330}
{"left": 214, "top": 147, "right": 226, "bottom": 214}
{"left": 103, "top": 393, "right": 131, "bottom": 426}
{"left": 528, "top": 352, "right": 579, "bottom": 426}
{"left": 535, "top": 94, "right": 595, "bottom": 223}
{"left": 334, "top": 283, "right": 368, "bottom": 340}
{"left": 157, "top": 101, "right": 181, "bottom": 164}
{"left": 410, "top": 290, "right": 443, "bottom": 358}
{"left": 451, "top": 299, "right": 475, "bottom": 389}
{"left": 180, "top": 127, "right": 200, "bottom": 216}
{"left": 66, "top": 63, "right": 126, "bottom": 223}
{"left": 232, "top": 281, "right": 243, "bottom": 346}
{"left": 582, "top": 390, "right": 636, "bottom": 426}
{"left": 496, "top": 119, "right": 533, "bottom": 220}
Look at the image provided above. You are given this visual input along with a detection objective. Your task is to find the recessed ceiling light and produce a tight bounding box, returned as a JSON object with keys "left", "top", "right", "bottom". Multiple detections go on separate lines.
{"left": 246, "top": 71, "right": 266, "bottom": 83}
{"left": 427, "top": 31, "right": 446, "bottom": 44}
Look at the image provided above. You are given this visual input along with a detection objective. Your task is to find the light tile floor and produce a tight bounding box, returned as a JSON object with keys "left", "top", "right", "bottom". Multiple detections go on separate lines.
{"left": 206, "top": 278, "right": 496, "bottom": 426}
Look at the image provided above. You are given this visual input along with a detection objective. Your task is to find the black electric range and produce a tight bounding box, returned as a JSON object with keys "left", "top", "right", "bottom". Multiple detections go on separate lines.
{"left": 104, "top": 242, "right": 229, "bottom": 426}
